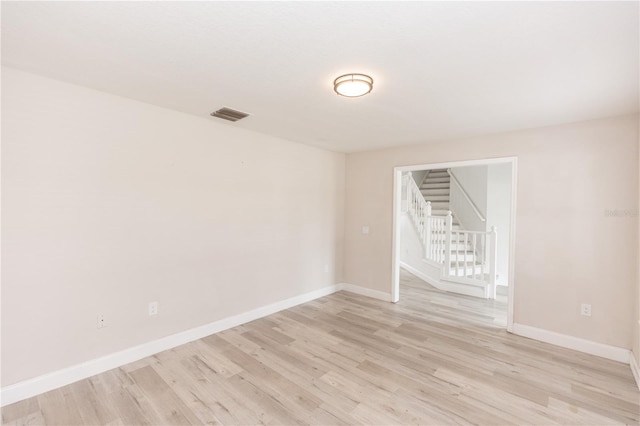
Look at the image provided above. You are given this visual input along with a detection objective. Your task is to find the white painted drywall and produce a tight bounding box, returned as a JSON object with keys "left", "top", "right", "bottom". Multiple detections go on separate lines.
{"left": 448, "top": 165, "right": 487, "bottom": 232}
{"left": 399, "top": 214, "right": 426, "bottom": 273}
{"left": 411, "top": 170, "right": 428, "bottom": 187}
{"left": 345, "top": 114, "right": 638, "bottom": 350}
{"left": 1, "top": 67, "right": 345, "bottom": 387}
{"left": 486, "top": 163, "right": 513, "bottom": 286}
{"left": 450, "top": 165, "right": 488, "bottom": 217}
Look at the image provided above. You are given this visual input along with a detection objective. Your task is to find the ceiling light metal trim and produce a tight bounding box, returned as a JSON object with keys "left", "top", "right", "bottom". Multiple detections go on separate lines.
{"left": 333, "top": 73, "right": 373, "bottom": 97}
{"left": 210, "top": 107, "right": 250, "bottom": 122}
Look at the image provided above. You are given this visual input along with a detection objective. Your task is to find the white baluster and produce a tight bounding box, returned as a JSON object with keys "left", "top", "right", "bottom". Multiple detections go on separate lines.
{"left": 464, "top": 233, "right": 469, "bottom": 278}
{"left": 436, "top": 218, "right": 441, "bottom": 263}
{"left": 456, "top": 231, "right": 460, "bottom": 276}
{"left": 480, "top": 234, "right": 486, "bottom": 281}
{"left": 444, "top": 211, "right": 452, "bottom": 277}
{"left": 472, "top": 234, "right": 477, "bottom": 280}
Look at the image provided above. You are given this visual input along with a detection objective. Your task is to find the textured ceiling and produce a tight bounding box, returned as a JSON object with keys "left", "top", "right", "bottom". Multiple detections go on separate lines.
{"left": 2, "top": 1, "right": 638, "bottom": 153}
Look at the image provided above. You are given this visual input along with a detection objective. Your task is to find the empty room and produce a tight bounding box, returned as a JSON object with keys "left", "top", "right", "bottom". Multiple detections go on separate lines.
{"left": 1, "top": 1, "right": 639, "bottom": 425}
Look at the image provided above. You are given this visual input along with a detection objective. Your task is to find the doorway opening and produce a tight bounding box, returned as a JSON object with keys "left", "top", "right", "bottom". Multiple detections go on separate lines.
{"left": 391, "top": 157, "right": 518, "bottom": 331}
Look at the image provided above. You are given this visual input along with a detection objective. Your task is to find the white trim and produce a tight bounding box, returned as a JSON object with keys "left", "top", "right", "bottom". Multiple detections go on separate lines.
{"left": 391, "top": 169, "right": 402, "bottom": 303}
{"left": 630, "top": 352, "right": 640, "bottom": 391}
{"left": 506, "top": 159, "right": 517, "bottom": 333}
{"left": 339, "top": 283, "right": 394, "bottom": 302}
{"left": 395, "top": 157, "right": 519, "bottom": 173}
{"left": 399, "top": 262, "right": 487, "bottom": 299}
{"left": 511, "top": 323, "right": 630, "bottom": 364}
{"left": 1, "top": 284, "right": 342, "bottom": 407}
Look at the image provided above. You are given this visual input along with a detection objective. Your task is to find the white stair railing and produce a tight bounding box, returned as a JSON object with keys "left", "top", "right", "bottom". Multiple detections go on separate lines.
{"left": 425, "top": 214, "right": 447, "bottom": 263}
{"left": 405, "top": 174, "right": 447, "bottom": 262}
{"left": 403, "top": 173, "right": 498, "bottom": 298}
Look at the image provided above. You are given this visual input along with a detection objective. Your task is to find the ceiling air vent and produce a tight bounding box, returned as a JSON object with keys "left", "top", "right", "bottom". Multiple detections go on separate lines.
{"left": 210, "top": 107, "right": 250, "bottom": 122}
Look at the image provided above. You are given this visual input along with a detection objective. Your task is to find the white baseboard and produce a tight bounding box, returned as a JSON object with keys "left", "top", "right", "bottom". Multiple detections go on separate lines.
{"left": 11, "top": 282, "right": 631, "bottom": 407}
{"left": 1, "top": 284, "right": 342, "bottom": 407}
{"left": 400, "top": 261, "right": 486, "bottom": 299}
{"left": 630, "top": 352, "right": 640, "bottom": 391}
{"left": 339, "top": 283, "right": 394, "bottom": 302}
{"left": 511, "top": 323, "right": 630, "bottom": 364}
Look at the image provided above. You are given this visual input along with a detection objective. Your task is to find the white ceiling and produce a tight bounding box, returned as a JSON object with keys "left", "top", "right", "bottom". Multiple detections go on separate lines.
{"left": 2, "top": 2, "right": 638, "bottom": 153}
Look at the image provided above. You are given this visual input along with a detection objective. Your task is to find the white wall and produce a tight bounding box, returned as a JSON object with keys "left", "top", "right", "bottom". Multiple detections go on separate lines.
{"left": 1, "top": 68, "right": 345, "bottom": 387}
{"left": 486, "top": 163, "right": 512, "bottom": 286}
{"left": 450, "top": 165, "right": 488, "bottom": 218}
{"left": 411, "top": 170, "right": 427, "bottom": 187}
{"left": 399, "top": 214, "right": 427, "bottom": 272}
{"left": 448, "top": 165, "right": 488, "bottom": 232}
{"left": 345, "top": 114, "right": 638, "bottom": 350}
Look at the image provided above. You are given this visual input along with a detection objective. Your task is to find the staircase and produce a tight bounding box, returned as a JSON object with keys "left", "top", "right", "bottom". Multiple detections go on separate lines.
{"left": 404, "top": 170, "right": 498, "bottom": 299}
{"left": 418, "top": 170, "right": 483, "bottom": 277}
{"left": 419, "top": 169, "right": 458, "bottom": 225}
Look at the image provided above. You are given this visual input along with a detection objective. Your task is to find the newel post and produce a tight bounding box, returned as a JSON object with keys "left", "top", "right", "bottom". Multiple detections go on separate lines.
{"left": 444, "top": 211, "right": 453, "bottom": 277}
{"left": 488, "top": 226, "right": 498, "bottom": 299}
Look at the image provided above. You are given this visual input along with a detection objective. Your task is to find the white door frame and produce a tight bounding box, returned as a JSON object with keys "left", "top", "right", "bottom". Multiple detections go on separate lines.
{"left": 391, "top": 156, "right": 518, "bottom": 332}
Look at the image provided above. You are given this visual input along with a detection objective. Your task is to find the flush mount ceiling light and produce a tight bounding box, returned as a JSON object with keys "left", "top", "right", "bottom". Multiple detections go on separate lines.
{"left": 333, "top": 73, "right": 373, "bottom": 97}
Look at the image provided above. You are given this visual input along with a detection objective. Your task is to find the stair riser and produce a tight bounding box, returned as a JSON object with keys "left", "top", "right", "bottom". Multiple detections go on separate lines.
{"left": 420, "top": 188, "right": 449, "bottom": 196}
{"left": 428, "top": 243, "right": 473, "bottom": 251}
{"left": 426, "top": 246, "right": 479, "bottom": 257}
{"left": 424, "top": 178, "right": 450, "bottom": 184}
{"left": 448, "top": 254, "right": 477, "bottom": 262}
{"left": 422, "top": 195, "right": 449, "bottom": 202}
{"left": 431, "top": 209, "right": 452, "bottom": 216}
{"left": 448, "top": 268, "right": 486, "bottom": 277}
{"left": 421, "top": 183, "right": 450, "bottom": 190}
{"left": 427, "top": 202, "right": 450, "bottom": 210}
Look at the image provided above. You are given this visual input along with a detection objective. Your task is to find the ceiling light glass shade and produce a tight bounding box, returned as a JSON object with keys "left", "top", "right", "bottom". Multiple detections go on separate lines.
{"left": 334, "top": 73, "right": 373, "bottom": 97}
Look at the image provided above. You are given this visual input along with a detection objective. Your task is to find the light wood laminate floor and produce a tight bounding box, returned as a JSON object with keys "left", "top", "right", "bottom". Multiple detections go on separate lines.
{"left": 3, "top": 269, "right": 639, "bottom": 425}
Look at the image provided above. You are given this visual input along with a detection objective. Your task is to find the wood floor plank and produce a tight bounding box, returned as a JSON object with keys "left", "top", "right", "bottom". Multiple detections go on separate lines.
{"left": 37, "top": 387, "right": 84, "bottom": 425}
{"left": 0, "top": 396, "right": 40, "bottom": 424}
{"left": 128, "top": 365, "right": 201, "bottom": 425}
{"left": 2, "top": 267, "right": 638, "bottom": 425}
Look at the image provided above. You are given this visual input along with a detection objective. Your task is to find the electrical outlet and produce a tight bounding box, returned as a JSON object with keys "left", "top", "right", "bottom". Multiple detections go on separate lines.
{"left": 148, "top": 301, "right": 158, "bottom": 316}
{"left": 580, "top": 303, "right": 592, "bottom": 317}
{"left": 97, "top": 314, "right": 106, "bottom": 329}
{"left": 362, "top": 226, "right": 370, "bottom": 234}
